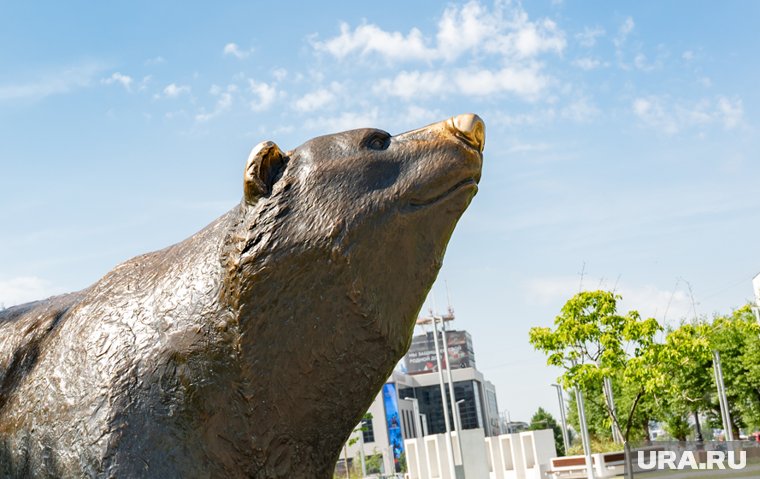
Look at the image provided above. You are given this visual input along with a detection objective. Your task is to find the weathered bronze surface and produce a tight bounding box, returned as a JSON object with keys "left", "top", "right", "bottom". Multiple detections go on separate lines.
{"left": 0, "top": 114, "right": 485, "bottom": 478}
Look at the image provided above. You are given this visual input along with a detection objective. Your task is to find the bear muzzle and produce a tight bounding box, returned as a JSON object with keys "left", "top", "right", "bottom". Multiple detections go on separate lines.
{"left": 448, "top": 113, "right": 486, "bottom": 153}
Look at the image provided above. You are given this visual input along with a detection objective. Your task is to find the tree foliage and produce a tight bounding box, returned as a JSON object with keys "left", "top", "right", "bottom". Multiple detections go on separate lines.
{"left": 529, "top": 290, "right": 662, "bottom": 443}
{"left": 533, "top": 295, "right": 760, "bottom": 448}
{"left": 528, "top": 407, "right": 566, "bottom": 456}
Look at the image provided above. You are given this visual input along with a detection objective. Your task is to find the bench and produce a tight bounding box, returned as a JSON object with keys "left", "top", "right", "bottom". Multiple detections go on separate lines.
{"left": 546, "top": 455, "right": 594, "bottom": 479}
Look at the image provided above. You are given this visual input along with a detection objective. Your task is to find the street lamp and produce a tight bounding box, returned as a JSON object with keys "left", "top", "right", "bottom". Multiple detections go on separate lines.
{"left": 430, "top": 315, "right": 457, "bottom": 478}
{"left": 551, "top": 384, "right": 570, "bottom": 454}
{"left": 455, "top": 399, "right": 465, "bottom": 467}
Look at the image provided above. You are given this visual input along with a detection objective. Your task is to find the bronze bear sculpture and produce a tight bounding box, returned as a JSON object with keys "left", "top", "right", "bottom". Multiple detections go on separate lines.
{"left": 0, "top": 114, "right": 485, "bottom": 478}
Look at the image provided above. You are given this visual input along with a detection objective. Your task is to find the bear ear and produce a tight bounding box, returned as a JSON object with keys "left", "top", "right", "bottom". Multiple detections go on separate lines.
{"left": 244, "top": 140, "right": 286, "bottom": 204}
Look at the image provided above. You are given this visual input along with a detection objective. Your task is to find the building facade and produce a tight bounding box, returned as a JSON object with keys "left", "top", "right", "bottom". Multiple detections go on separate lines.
{"left": 342, "top": 329, "right": 501, "bottom": 474}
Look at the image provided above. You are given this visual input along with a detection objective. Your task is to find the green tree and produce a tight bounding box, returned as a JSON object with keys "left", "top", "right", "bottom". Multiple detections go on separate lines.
{"left": 565, "top": 375, "right": 657, "bottom": 445}
{"left": 528, "top": 407, "right": 566, "bottom": 456}
{"left": 709, "top": 305, "right": 760, "bottom": 436}
{"left": 529, "top": 290, "right": 662, "bottom": 444}
{"left": 656, "top": 321, "right": 713, "bottom": 441}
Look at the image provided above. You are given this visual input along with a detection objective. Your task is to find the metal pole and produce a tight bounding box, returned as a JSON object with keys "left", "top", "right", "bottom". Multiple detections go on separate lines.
{"left": 603, "top": 376, "right": 624, "bottom": 444}
{"left": 575, "top": 387, "right": 595, "bottom": 479}
{"left": 440, "top": 323, "right": 464, "bottom": 469}
{"left": 432, "top": 316, "right": 457, "bottom": 478}
{"left": 551, "top": 384, "right": 570, "bottom": 454}
{"left": 455, "top": 399, "right": 465, "bottom": 474}
{"left": 713, "top": 350, "right": 735, "bottom": 441}
{"left": 359, "top": 431, "right": 367, "bottom": 478}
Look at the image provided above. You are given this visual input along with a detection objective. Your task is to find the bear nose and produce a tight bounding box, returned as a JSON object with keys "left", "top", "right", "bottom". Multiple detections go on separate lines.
{"left": 450, "top": 113, "right": 485, "bottom": 152}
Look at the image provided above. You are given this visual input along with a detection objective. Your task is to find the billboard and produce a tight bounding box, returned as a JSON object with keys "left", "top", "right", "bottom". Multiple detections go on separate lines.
{"left": 382, "top": 383, "right": 404, "bottom": 472}
{"left": 404, "top": 330, "right": 475, "bottom": 375}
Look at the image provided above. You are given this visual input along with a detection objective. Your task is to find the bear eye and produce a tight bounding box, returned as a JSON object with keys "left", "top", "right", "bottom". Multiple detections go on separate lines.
{"left": 365, "top": 132, "right": 390, "bottom": 151}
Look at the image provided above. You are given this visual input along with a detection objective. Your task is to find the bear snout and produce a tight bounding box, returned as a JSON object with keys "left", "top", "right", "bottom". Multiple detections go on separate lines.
{"left": 448, "top": 113, "right": 486, "bottom": 153}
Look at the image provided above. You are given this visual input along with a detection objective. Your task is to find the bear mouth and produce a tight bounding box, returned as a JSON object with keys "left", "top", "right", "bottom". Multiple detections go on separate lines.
{"left": 407, "top": 177, "right": 478, "bottom": 209}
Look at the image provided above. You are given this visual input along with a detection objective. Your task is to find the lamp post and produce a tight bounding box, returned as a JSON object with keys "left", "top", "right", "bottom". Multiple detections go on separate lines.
{"left": 455, "top": 399, "right": 466, "bottom": 469}
{"left": 430, "top": 314, "right": 457, "bottom": 478}
{"left": 358, "top": 428, "right": 367, "bottom": 478}
{"left": 441, "top": 322, "right": 463, "bottom": 467}
{"left": 503, "top": 409, "right": 512, "bottom": 434}
{"left": 551, "top": 384, "right": 570, "bottom": 454}
{"left": 713, "top": 350, "right": 735, "bottom": 441}
{"left": 575, "top": 387, "right": 595, "bottom": 479}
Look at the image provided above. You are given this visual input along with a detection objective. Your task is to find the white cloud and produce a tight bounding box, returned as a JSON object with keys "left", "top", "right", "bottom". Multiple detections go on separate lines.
{"left": 682, "top": 50, "right": 695, "bottom": 61}
{"left": 248, "top": 80, "right": 277, "bottom": 111}
{"left": 376, "top": 65, "right": 548, "bottom": 100}
{"left": 0, "top": 276, "right": 62, "bottom": 308}
{"left": 618, "top": 16, "right": 635, "bottom": 38}
{"left": 632, "top": 96, "right": 678, "bottom": 134}
{"left": 375, "top": 70, "right": 449, "bottom": 99}
{"left": 101, "top": 72, "right": 133, "bottom": 91}
{"left": 223, "top": 42, "right": 253, "bottom": 59}
{"left": 138, "top": 75, "right": 152, "bottom": 92}
{"left": 717, "top": 97, "right": 743, "bottom": 129}
{"left": 314, "top": 23, "right": 434, "bottom": 62}
{"left": 576, "top": 26, "right": 605, "bottom": 47}
{"left": 632, "top": 95, "right": 744, "bottom": 135}
{"left": 435, "top": 0, "right": 501, "bottom": 61}
{"left": 195, "top": 84, "right": 236, "bottom": 122}
{"left": 511, "top": 18, "right": 566, "bottom": 58}
{"left": 272, "top": 68, "right": 288, "bottom": 81}
{"left": 456, "top": 66, "right": 547, "bottom": 97}
{"left": 0, "top": 63, "right": 102, "bottom": 102}
{"left": 162, "top": 83, "right": 191, "bottom": 98}
{"left": 294, "top": 87, "right": 336, "bottom": 112}
{"left": 633, "top": 52, "right": 658, "bottom": 71}
{"left": 573, "top": 57, "right": 602, "bottom": 70}
{"left": 313, "top": 0, "right": 565, "bottom": 63}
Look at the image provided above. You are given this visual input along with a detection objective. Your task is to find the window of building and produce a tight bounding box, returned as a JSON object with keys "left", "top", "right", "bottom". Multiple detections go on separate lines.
{"left": 362, "top": 416, "right": 375, "bottom": 443}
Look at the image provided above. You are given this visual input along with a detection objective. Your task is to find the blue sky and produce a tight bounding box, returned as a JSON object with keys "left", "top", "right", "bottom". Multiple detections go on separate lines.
{"left": 1, "top": 1, "right": 759, "bottom": 422}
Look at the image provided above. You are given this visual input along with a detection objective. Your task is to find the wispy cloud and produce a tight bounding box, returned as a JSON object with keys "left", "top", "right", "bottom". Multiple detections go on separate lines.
{"left": 293, "top": 82, "right": 342, "bottom": 112}
{"left": 573, "top": 57, "right": 602, "bottom": 70}
{"left": 101, "top": 72, "right": 133, "bottom": 91}
{"left": 163, "top": 83, "right": 191, "bottom": 98}
{"left": 248, "top": 80, "right": 277, "bottom": 111}
{"left": 0, "top": 63, "right": 103, "bottom": 102}
{"left": 376, "top": 65, "right": 549, "bottom": 100}
{"left": 223, "top": 42, "right": 253, "bottom": 59}
{"left": 576, "top": 26, "right": 605, "bottom": 47}
{"left": 311, "top": 2, "right": 564, "bottom": 103}
{"left": 313, "top": 1, "right": 565, "bottom": 64}
{"left": 195, "top": 84, "right": 236, "bottom": 122}
{"left": 632, "top": 95, "right": 744, "bottom": 134}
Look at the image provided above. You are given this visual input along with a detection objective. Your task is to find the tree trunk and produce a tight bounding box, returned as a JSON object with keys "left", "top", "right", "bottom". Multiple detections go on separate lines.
{"left": 694, "top": 410, "right": 703, "bottom": 444}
